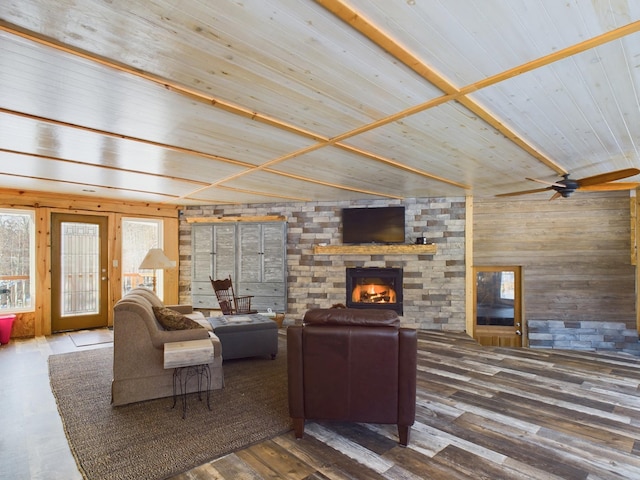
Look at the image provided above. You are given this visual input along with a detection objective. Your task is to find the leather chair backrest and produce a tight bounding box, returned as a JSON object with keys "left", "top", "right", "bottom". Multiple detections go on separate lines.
{"left": 303, "top": 308, "right": 399, "bottom": 327}
{"left": 288, "top": 308, "right": 417, "bottom": 445}
{"left": 298, "top": 308, "right": 404, "bottom": 423}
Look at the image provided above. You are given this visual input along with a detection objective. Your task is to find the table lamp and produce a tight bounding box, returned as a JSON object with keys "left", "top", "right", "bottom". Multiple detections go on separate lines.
{"left": 139, "top": 248, "right": 175, "bottom": 293}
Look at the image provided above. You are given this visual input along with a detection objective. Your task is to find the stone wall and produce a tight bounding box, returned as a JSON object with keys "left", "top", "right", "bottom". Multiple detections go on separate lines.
{"left": 179, "top": 196, "right": 467, "bottom": 330}
{"left": 528, "top": 320, "right": 640, "bottom": 356}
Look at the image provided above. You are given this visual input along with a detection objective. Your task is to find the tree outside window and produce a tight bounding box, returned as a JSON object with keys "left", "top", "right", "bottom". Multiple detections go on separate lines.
{"left": 0, "top": 209, "right": 35, "bottom": 311}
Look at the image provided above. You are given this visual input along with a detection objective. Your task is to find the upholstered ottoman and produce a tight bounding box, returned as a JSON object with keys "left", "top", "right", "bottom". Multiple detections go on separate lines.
{"left": 207, "top": 314, "right": 278, "bottom": 360}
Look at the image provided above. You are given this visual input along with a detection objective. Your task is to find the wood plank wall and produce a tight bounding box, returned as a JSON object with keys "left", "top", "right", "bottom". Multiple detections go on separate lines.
{"left": 473, "top": 191, "right": 636, "bottom": 331}
{"left": 0, "top": 189, "right": 180, "bottom": 337}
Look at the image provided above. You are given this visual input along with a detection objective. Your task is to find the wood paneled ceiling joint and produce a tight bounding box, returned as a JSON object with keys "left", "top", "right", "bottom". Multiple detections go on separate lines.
{"left": 0, "top": 19, "right": 469, "bottom": 199}
{"left": 314, "top": 0, "right": 640, "bottom": 177}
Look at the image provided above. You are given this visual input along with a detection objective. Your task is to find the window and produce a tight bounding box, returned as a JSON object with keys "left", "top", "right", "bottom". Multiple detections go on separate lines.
{"left": 0, "top": 209, "right": 35, "bottom": 312}
{"left": 500, "top": 271, "right": 515, "bottom": 300}
{"left": 121, "top": 218, "right": 163, "bottom": 297}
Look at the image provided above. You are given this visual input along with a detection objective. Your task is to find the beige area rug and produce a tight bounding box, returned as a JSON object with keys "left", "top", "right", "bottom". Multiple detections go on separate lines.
{"left": 49, "top": 337, "right": 291, "bottom": 480}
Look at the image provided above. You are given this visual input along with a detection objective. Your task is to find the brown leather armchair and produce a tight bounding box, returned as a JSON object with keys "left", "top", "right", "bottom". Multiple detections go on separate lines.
{"left": 287, "top": 308, "right": 417, "bottom": 446}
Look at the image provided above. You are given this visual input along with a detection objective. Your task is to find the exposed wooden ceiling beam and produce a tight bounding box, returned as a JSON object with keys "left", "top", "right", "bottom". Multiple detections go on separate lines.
{"left": 0, "top": 107, "right": 253, "bottom": 169}
{"left": 183, "top": 184, "right": 312, "bottom": 203}
{"left": 0, "top": 170, "right": 181, "bottom": 200}
{"left": 186, "top": 216, "right": 287, "bottom": 223}
{"left": 315, "top": 0, "right": 640, "bottom": 177}
{"left": 0, "top": 188, "right": 180, "bottom": 217}
{"left": 1, "top": 107, "right": 395, "bottom": 203}
{"left": 465, "top": 21, "right": 640, "bottom": 93}
{"left": 0, "top": 148, "right": 208, "bottom": 186}
{"left": 0, "top": 20, "right": 468, "bottom": 196}
{"left": 0, "top": 20, "right": 326, "bottom": 143}
{"left": 181, "top": 164, "right": 405, "bottom": 203}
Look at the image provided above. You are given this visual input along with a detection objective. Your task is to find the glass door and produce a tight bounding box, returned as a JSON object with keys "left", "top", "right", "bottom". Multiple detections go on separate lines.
{"left": 473, "top": 266, "right": 523, "bottom": 347}
{"left": 51, "top": 213, "right": 108, "bottom": 332}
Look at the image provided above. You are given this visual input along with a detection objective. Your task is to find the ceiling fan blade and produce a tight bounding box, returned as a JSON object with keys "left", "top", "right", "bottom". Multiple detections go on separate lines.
{"left": 526, "top": 177, "right": 565, "bottom": 188}
{"left": 549, "top": 191, "right": 562, "bottom": 200}
{"left": 495, "top": 187, "right": 551, "bottom": 197}
{"left": 579, "top": 182, "right": 640, "bottom": 192}
{"left": 576, "top": 168, "right": 640, "bottom": 187}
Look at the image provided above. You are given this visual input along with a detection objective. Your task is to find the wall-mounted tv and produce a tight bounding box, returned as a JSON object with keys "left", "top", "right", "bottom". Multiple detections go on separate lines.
{"left": 342, "top": 206, "right": 405, "bottom": 244}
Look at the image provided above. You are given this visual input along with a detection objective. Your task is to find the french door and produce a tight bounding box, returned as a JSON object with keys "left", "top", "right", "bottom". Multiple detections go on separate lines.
{"left": 473, "top": 266, "right": 523, "bottom": 347}
{"left": 51, "top": 213, "right": 109, "bottom": 332}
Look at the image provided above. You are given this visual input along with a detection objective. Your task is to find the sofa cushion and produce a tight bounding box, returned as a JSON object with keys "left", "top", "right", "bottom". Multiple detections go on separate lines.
{"left": 152, "top": 306, "right": 204, "bottom": 331}
{"left": 184, "top": 311, "right": 213, "bottom": 331}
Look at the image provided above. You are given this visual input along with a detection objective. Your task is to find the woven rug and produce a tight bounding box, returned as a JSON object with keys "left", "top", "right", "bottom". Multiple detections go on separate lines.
{"left": 49, "top": 337, "right": 291, "bottom": 480}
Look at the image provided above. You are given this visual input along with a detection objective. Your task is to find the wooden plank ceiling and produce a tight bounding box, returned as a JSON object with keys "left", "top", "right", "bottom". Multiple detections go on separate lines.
{"left": 1, "top": 0, "right": 640, "bottom": 205}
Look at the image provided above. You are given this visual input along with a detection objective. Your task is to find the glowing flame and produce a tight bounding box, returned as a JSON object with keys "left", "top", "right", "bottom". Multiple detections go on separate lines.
{"left": 352, "top": 283, "right": 396, "bottom": 304}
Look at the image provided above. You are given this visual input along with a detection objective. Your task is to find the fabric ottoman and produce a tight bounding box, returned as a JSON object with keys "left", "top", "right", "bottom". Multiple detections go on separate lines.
{"left": 207, "top": 314, "right": 278, "bottom": 360}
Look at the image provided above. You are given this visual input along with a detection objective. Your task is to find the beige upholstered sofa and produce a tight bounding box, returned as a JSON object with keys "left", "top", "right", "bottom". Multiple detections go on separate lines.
{"left": 111, "top": 287, "right": 223, "bottom": 406}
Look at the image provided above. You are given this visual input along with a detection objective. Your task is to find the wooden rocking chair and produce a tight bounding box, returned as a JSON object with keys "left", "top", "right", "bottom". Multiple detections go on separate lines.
{"left": 210, "top": 275, "right": 256, "bottom": 315}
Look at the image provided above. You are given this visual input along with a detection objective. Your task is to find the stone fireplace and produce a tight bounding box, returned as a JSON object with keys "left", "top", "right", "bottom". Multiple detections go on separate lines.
{"left": 345, "top": 267, "right": 403, "bottom": 314}
{"left": 181, "top": 197, "right": 467, "bottom": 330}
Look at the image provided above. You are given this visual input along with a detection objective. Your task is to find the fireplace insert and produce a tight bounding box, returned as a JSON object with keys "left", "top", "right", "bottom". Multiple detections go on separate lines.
{"left": 345, "top": 267, "right": 403, "bottom": 314}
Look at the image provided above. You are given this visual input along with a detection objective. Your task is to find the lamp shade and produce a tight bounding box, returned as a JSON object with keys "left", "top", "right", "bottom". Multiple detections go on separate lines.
{"left": 139, "top": 248, "right": 175, "bottom": 270}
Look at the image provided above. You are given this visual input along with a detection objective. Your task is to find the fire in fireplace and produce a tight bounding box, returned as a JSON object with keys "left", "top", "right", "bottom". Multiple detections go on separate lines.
{"left": 345, "top": 267, "right": 403, "bottom": 314}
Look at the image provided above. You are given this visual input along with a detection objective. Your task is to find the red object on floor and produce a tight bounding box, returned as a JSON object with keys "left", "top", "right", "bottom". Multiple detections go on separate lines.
{"left": 0, "top": 314, "right": 16, "bottom": 344}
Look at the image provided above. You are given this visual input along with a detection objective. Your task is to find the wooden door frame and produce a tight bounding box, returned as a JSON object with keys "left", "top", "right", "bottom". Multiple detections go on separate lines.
{"left": 50, "top": 213, "right": 110, "bottom": 331}
{"left": 472, "top": 265, "right": 526, "bottom": 347}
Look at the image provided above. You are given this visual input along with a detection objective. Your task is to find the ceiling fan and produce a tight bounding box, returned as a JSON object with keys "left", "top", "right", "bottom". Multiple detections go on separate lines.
{"left": 496, "top": 168, "right": 640, "bottom": 200}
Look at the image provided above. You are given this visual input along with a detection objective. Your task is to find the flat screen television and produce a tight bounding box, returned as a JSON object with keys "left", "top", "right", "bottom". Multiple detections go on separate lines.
{"left": 342, "top": 206, "right": 405, "bottom": 244}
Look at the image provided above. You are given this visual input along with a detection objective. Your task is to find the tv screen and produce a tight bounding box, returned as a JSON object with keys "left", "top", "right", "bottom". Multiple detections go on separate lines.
{"left": 342, "top": 206, "right": 405, "bottom": 244}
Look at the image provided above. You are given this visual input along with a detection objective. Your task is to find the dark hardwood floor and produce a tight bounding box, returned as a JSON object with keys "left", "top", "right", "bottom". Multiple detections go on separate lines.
{"left": 2, "top": 329, "right": 639, "bottom": 479}
{"left": 175, "top": 330, "right": 640, "bottom": 480}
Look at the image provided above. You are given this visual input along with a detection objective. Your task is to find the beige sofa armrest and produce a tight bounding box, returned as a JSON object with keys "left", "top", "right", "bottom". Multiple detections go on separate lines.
{"left": 115, "top": 298, "right": 209, "bottom": 350}
{"left": 148, "top": 325, "right": 210, "bottom": 349}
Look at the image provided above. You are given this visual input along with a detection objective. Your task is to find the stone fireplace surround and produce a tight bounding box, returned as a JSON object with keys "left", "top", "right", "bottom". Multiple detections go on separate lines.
{"left": 179, "top": 197, "right": 466, "bottom": 331}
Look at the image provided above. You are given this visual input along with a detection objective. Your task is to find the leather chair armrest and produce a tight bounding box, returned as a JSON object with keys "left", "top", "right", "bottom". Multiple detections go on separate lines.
{"left": 398, "top": 328, "right": 417, "bottom": 427}
{"left": 287, "top": 326, "right": 305, "bottom": 418}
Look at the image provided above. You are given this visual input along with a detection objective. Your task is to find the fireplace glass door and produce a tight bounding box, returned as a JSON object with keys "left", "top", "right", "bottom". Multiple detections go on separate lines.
{"left": 346, "top": 267, "right": 403, "bottom": 314}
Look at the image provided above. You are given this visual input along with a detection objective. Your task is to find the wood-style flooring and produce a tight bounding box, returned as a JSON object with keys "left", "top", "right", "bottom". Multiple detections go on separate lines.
{"left": 2, "top": 329, "right": 640, "bottom": 479}
{"left": 174, "top": 330, "right": 640, "bottom": 480}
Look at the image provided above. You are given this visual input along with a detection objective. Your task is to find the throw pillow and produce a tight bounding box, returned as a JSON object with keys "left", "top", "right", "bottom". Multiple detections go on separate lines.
{"left": 152, "top": 306, "right": 204, "bottom": 331}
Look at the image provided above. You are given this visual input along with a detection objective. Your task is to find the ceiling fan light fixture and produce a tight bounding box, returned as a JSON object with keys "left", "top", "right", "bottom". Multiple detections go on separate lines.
{"left": 551, "top": 174, "right": 578, "bottom": 197}
{"left": 498, "top": 168, "right": 640, "bottom": 199}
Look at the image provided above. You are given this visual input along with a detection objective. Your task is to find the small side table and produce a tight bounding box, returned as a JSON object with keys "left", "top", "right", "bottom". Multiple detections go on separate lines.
{"left": 164, "top": 339, "right": 215, "bottom": 418}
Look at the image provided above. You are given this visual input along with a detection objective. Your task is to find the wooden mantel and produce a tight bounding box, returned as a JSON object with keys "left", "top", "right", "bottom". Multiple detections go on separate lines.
{"left": 313, "top": 244, "right": 437, "bottom": 255}
{"left": 186, "top": 215, "right": 286, "bottom": 223}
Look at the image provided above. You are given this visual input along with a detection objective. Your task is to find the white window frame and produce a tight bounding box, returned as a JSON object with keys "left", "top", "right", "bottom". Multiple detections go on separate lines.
{"left": 121, "top": 218, "right": 164, "bottom": 298}
{"left": 0, "top": 208, "right": 35, "bottom": 313}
